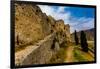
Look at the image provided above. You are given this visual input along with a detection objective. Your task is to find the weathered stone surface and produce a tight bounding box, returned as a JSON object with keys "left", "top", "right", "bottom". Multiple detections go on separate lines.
{"left": 54, "top": 42, "right": 60, "bottom": 51}
{"left": 15, "top": 3, "right": 52, "bottom": 47}
{"left": 15, "top": 2, "right": 71, "bottom": 65}
{"left": 15, "top": 33, "right": 56, "bottom": 66}
{"left": 65, "top": 24, "right": 71, "bottom": 42}
{"left": 55, "top": 20, "right": 65, "bottom": 32}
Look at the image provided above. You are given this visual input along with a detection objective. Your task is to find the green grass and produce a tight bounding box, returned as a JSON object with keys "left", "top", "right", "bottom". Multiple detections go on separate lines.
{"left": 49, "top": 45, "right": 67, "bottom": 64}
{"left": 73, "top": 41, "right": 94, "bottom": 62}
{"left": 74, "top": 49, "right": 87, "bottom": 62}
{"left": 88, "top": 41, "right": 94, "bottom": 52}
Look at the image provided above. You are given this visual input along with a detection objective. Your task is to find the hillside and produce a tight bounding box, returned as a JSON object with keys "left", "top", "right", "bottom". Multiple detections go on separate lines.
{"left": 84, "top": 28, "right": 94, "bottom": 40}
{"left": 71, "top": 28, "right": 94, "bottom": 42}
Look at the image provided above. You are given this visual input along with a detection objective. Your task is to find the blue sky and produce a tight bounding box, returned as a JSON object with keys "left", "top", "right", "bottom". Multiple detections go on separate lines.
{"left": 38, "top": 5, "right": 95, "bottom": 33}
{"left": 65, "top": 7, "right": 94, "bottom": 18}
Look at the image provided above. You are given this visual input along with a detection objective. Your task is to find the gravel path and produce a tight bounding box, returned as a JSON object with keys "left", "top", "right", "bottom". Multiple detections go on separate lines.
{"left": 64, "top": 46, "right": 74, "bottom": 63}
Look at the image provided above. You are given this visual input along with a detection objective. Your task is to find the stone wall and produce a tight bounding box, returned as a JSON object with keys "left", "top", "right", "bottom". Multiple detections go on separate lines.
{"left": 15, "top": 2, "right": 71, "bottom": 66}
{"left": 15, "top": 33, "right": 59, "bottom": 66}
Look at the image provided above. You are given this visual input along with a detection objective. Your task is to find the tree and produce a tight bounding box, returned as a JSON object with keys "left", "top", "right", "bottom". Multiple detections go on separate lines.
{"left": 74, "top": 30, "right": 79, "bottom": 45}
{"left": 80, "top": 31, "right": 88, "bottom": 52}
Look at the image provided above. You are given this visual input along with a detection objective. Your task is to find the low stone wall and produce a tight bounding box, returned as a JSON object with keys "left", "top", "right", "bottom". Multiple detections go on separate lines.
{"left": 15, "top": 33, "right": 57, "bottom": 66}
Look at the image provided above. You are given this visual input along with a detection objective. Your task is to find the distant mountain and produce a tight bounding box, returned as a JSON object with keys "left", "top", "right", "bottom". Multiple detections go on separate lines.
{"left": 71, "top": 28, "right": 94, "bottom": 41}
{"left": 84, "top": 28, "right": 94, "bottom": 40}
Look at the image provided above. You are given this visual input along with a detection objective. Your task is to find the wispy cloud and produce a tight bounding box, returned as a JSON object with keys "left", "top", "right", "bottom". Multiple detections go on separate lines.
{"left": 38, "top": 5, "right": 70, "bottom": 22}
{"left": 70, "top": 17, "right": 94, "bottom": 33}
{"left": 38, "top": 5, "right": 94, "bottom": 33}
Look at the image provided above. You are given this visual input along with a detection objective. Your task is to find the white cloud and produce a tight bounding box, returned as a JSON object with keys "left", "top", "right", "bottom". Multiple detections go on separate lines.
{"left": 70, "top": 17, "right": 94, "bottom": 33}
{"left": 38, "top": 5, "right": 94, "bottom": 33}
{"left": 38, "top": 5, "right": 71, "bottom": 23}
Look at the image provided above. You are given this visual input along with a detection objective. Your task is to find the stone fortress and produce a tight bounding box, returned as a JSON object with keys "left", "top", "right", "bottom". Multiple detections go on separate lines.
{"left": 15, "top": 2, "right": 71, "bottom": 66}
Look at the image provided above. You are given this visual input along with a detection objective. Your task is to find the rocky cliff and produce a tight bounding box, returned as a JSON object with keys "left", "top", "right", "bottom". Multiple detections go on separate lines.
{"left": 15, "top": 2, "right": 71, "bottom": 65}
{"left": 15, "top": 3, "right": 52, "bottom": 48}
{"left": 15, "top": 3, "right": 71, "bottom": 49}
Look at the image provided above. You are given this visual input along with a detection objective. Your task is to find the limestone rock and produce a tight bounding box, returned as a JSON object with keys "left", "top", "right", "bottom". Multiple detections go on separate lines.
{"left": 15, "top": 2, "right": 71, "bottom": 50}
{"left": 15, "top": 3, "right": 52, "bottom": 47}
{"left": 14, "top": 2, "right": 72, "bottom": 65}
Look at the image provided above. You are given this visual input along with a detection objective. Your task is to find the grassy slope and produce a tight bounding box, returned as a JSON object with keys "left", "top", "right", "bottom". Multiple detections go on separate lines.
{"left": 73, "top": 41, "right": 94, "bottom": 62}
{"left": 49, "top": 41, "right": 95, "bottom": 63}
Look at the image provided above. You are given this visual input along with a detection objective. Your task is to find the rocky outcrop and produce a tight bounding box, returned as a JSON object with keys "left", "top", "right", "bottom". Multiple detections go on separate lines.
{"left": 15, "top": 2, "right": 71, "bottom": 65}
{"left": 65, "top": 24, "right": 71, "bottom": 42}
{"left": 15, "top": 2, "right": 71, "bottom": 48}
{"left": 15, "top": 3, "right": 54, "bottom": 48}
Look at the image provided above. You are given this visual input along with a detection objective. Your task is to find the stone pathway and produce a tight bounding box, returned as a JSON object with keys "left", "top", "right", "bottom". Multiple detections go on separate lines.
{"left": 15, "top": 33, "right": 55, "bottom": 65}
{"left": 15, "top": 45, "right": 39, "bottom": 65}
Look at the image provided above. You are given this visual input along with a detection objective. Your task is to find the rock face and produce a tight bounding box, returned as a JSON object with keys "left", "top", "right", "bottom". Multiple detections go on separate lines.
{"left": 14, "top": 2, "right": 71, "bottom": 65}
{"left": 65, "top": 24, "right": 71, "bottom": 42}
{"left": 15, "top": 3, "right": 52, "bottom": 47}
{"left": 15, "top": 3, "right": 71, "bottom": 48}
